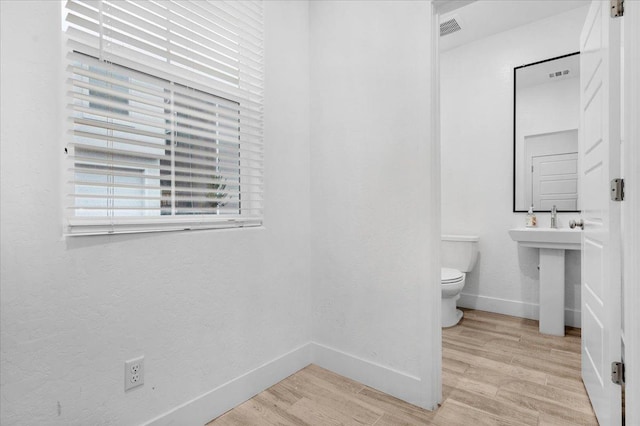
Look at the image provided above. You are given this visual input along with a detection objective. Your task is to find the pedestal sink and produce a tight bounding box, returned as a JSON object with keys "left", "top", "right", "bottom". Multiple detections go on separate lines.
{"left": 508, "top": 228, "right": 582, "bottom": 336}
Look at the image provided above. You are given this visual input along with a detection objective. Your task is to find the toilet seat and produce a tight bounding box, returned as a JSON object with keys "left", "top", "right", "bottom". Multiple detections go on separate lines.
{"left": 441, "top": 267, "right": 464, "bottom": 284}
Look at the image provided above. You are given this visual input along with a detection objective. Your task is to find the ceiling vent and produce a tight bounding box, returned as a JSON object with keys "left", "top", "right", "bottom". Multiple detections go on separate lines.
{"left": 549, "top": 70, "right": 571, "bottom": 79}
{"left": 440, "top": 16, "right": 462, "bottom": 37}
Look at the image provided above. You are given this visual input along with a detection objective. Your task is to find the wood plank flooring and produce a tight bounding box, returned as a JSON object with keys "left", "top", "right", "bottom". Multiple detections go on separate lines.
{"left": 207, "top": 309, "right": 597, "bottom": 425}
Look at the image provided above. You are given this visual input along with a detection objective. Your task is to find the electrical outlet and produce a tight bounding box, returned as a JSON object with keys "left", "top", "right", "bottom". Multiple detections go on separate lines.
{"left": 124, "top": 356, "right": 144, "bottom": 391}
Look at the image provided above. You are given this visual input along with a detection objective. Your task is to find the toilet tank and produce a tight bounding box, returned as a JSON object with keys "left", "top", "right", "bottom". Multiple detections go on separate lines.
{"left": 441, "top": 235, "right": 479, "bottom": 273}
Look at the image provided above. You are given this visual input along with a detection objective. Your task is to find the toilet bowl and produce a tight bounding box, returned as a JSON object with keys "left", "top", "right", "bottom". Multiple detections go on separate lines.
{"left": 441, "top": 235, "right": 479, "bottom": 327}
{"left": 441, "top": 267, "right": 466, "bottom": 327}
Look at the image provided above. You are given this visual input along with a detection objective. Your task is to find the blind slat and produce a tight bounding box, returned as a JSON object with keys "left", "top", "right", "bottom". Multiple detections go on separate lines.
{"left": 72, "top": 130, "right": 263, "bottom": 167}
{"left": 68, "top": 205, "right": 263, "bottom": 212}
{"left": 70, "top": 143, "right": 264, "bottom": 171}
{"left": 70, "top": 188, "right": 260, "bottom": 201}
{"left": 69, "top": 167, "right": 263, "bottom": 188}
{"left": 68, "top": 156, "right": 263, "bottom": 182}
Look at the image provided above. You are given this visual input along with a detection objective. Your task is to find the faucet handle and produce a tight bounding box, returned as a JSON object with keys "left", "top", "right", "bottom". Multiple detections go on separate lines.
{"left": 569, "top": 218, "right": 584, "bottom": 229}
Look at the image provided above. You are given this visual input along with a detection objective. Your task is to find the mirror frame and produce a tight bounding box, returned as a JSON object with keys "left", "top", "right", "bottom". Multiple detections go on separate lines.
{"left": 512, "top": 51, "right": 581, "bottom": 213}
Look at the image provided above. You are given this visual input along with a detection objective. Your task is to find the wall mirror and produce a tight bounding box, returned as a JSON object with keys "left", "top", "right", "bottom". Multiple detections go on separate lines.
{"left": 513, "top": 52, "right": 581, "bottom": 212}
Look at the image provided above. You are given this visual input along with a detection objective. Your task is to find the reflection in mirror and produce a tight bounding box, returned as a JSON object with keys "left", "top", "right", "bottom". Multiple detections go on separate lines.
{"left": 513, "top": 52, "right": 580, "bottom": 212}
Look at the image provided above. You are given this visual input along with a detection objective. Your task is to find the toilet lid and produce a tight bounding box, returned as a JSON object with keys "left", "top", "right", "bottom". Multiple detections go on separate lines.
{"left": 441, "top": 267, "right": 464, "bottom": 283}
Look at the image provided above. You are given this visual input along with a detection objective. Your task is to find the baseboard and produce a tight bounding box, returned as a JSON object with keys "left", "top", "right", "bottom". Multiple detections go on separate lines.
{"left": 458, "top": 293, "right": 538, "bottom": 320}
{"left": 310, "top": 342, "right": 426, "bottom": 408}
{"left": 458, "top": 293, "right": 581, "bottom": 328}
{"left": 142, "top": 340, "right": 433, "bottom": 425}
{"left": 143, "top": 343, "right": 312, "bottom": 426}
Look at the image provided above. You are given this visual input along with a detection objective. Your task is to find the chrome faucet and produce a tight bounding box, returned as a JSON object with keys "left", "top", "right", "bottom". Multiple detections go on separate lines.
{"left": 550, "top": 205, "right": 557, "bottom": 229}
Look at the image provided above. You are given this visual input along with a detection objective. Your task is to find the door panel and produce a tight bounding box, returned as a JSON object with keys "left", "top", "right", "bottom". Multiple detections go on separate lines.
{"left": 584, "top": 238, "right": 603, "bottom": 302}
{"left": 584, "top": 82, "right": 603, "bottom": 152}
{"left": 583, "top": 302, "right": 604, "bottom": 382}
{"left": 580, "top": 1, "right": 622, "bottom": 425}
{"left": 532, "top": 152, "right": 578, "bottom": 211}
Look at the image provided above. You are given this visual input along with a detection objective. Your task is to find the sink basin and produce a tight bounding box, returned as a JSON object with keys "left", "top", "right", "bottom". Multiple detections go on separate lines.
{"left": 508, "top": 227, "right": 581, "bottom": 250}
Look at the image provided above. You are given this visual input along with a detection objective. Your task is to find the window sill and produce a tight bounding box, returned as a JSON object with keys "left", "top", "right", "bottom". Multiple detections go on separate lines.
{"left": 65, "top": 217, "right": 262, "bottom": 237}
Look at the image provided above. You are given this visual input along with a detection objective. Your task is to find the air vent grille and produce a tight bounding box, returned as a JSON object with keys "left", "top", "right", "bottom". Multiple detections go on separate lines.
{"left": 549, "top": 70, "right": 571, "bottom": 79}
{"left": 440, "top": 18, "right": 462, "bottom": 37}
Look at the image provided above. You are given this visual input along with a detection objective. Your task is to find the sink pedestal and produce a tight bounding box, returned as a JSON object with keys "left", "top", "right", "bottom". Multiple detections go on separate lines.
{"left": 539, "top": 248, "right": 566, "bottom": 336}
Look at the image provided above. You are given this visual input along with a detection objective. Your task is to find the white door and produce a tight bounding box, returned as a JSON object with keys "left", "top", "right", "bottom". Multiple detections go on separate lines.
{"left": 531, "top": 152, "right": 578, "bottom": 210}
{"left": 580, "top": 1, "right": 622, "bottom": 425}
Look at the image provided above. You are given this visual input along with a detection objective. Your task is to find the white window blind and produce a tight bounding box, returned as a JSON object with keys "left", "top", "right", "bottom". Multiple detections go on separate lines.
{"left": 63, "top": 0, "right": 263, "bottom": 235}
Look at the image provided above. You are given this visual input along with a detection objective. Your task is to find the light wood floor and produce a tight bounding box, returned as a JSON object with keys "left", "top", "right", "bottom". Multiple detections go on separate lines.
{"left": 207, "top": 309, "right": 597, "bottom": 425}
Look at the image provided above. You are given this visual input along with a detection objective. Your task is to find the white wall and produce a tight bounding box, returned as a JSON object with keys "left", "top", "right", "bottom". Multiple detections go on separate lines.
{"left": 0, "top": 1, "right": 311, "bottom": 425}
{"left": 440, "top": 6, "right": 589, "bottom": 325}
{"left": 309, "top": 0, "right": 439, "bottom": 408}
{"left": 517, "top": 77, "right": 580, "bottom": 140}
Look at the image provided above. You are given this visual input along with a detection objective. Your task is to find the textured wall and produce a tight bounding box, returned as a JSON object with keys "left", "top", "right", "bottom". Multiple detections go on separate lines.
{"left": 440, "top": 6, "right": 588, "bottom": 325}
{"left": 0, "top": 1, "right": 310, "bottom": 425}
{"left": 309, "top": 0, "right": 438, "bottom": 406}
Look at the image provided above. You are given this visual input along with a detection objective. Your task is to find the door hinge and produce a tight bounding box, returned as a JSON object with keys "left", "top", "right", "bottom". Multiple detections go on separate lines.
{"left": 612, "top": 361, "right": 625, "bottom": 385}
{"left": 611, "top": 0, "right": 624, "bottom": 18}
{"left": 611, "top": 178, "right": 625, "bottom": 201}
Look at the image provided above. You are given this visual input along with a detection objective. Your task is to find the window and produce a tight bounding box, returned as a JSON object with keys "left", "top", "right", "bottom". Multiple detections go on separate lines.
{"left": 64, "top": 0, "right": 263, "bottom": 235}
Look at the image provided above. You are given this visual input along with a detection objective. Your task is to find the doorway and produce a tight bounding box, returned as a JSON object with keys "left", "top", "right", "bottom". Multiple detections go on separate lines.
{"left": 434, "top": 1, "right": 639, "bottom": 424}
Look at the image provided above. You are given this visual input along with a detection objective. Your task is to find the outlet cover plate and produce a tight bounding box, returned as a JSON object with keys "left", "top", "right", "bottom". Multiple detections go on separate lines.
{"left": 125, "top": 356, "right": 144, "bottom": 391}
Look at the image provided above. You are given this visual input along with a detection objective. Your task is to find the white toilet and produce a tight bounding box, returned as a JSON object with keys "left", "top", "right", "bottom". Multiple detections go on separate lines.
{"left": 441, "top": 235, "right": 479, "bottom": 327}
